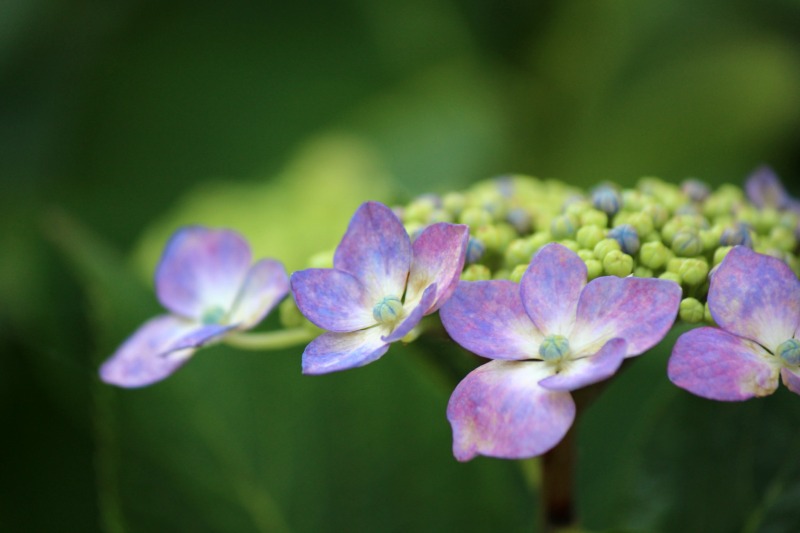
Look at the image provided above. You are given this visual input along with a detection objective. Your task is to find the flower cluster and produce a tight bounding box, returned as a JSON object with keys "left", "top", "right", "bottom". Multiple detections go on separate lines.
{"left": 101, "top": 166, "right": 800, "bottom": 461}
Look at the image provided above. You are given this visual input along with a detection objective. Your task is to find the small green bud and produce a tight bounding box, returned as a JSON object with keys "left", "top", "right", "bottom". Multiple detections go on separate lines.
{"left": 279, "top": 298, "right": 305, "bottom": 328}
{"left": 493, "top": 269, "right": 511, "bottom": 280}
{"left": 621, "top": 189, "right": 644, "bottom": 212}
{"left": 659, "top": 271, "right": 682, "bottom": 285}
{"left": 592, "top": 185, "right": 621, "bottom": 216}
{"left": 558, "top": 239, "right": 580, "bottom": 252}
{"left": 465, "top": 237, "right": 486, "bottom": 264}
{"left": 475, "top": 224, "right": 508, "bottom": 252}
{"left": 593, "top": 238, "right": 621, "bottom": 261}
{"left": 459, "top": 206, "right": 493, "bottom": 229}
{"left": 461, "top": 264, "right": 492, "bottom": 281}
{"left": 528, "top": 231, "right": 554, "bottom": 252}
{"left": 700, "top": 227, "right": 723, "bottom": 252}
{"left": 667, "top": 257, "right": 686, "bottom": 274}
{"left": 404, "top": 196, "right": 437, "bottom": 223}
{"left": 428, "top": 208, "right": 454, "bottom": 223}
{"left": 579, "top": 209, "right": 608, "bottom": 228}
{"left": 603, "top": 250, "right": 633, "bottom": 277}
{"left": 550, "top": 214, "right": 579, "bottom": 239}
{"left": 681, "top": 179, "right": 710, "bottom": 202}
{"left": 639, "top": 241, "right": 670, "bottom": 270}
{"left": 712, "top": 245, "right": 733, "bottom": 266}
{"left": 769, "top": 225, "right": 797, "bottom": 252}
{"left": 671, "top": 228, "right": 704, "bottom": 257}
{"left": 642, "top": 203, "right": 669, "bottom": 229}
{"left": 633, "top": 266, "right": 654, "bottom": 278}
{"left": 625, "top": 212, "right": 654, "bottom": 238}
{"left": 577, "top": 249, "right": 595, "bottom": 262}
{"left": 608, "top": 224, "right": 640, "bottom": 255}
{"left": 719, "top": 223, "right": 753, "bottom": 248}
{"left": 564, "top": 199, "right": 592, "bottom": 218}
{"left": 678, "top": 258, "right": 709, "bottom": 286}
{"left": 679, "top": 297, "right": 705, "bottom": 323}
{"left": 373, "top": 296, "right": 405, "bottom": 324}
{"left": 704, "top": 302, "right": 716, "bottom": 325}
{"left": 576, "top": 225, "right": 606, "bottom": 250}
{"left": 584, "top": 259, "right": 603, "bottom": 280}
{"left": 753, "top": 207, "right": 780, "bottom": 234}
{"left": 510, "top": 264, "right": 528, "bottom": 283}
{"left": 442, "top": 192, "right": 467, "bottom": 216}
{"left": 506, "top": 207, "right": 533, "bottom": 234}
{"left": 504, "top": 238, "right": 534, "bottom": 267}
{"left": 308, "top": 250, "right": 334, "bottom": 268}
{"left": 778, "top": 338, "right": 800, "bottom": 366}
{"left": 539, "top": 334, "right": 570, "bottom": 361}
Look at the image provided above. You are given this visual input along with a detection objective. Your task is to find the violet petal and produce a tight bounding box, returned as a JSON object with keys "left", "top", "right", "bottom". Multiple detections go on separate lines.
{"left": 440, "top": 280, "right": 543, "bottom": 360}
{"left": 301, "top": 327, "right": 389, "bottom": 375}
{"left": 405, "top": 222, "right": 469, "bottom": 312}
{"left": 538, "top": 338, "right": 627, "bottom": 392}
{"left": 668, "top": 327, "right": 779, "bottom": 401}
{"left": 447, "top": 360, "right": 575, "bottom": 461}
{"left": 382, "top": 284, "right": 436, "bottom": 343}
{"left": 291, "top": 268, "right": 377, "bottom": 332}
{"left": 708, "top": 246, "right": 800, "bottom": 352}
{"left": 229, "top": 259, "right": 290, "bottom": 329}
{"left": 745, "top": 165, "right": 789, "bottom": 209}
{"left": 781, "top": 367, "right": 800, "bottom": 396}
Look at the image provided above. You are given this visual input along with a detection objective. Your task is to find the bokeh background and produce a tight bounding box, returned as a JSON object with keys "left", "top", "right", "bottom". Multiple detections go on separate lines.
{"left": 3, "top": 0, "right": 800, "bottom": 531}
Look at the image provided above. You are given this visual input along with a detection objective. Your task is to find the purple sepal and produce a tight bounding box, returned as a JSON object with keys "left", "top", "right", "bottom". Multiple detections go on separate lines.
{"left": 520, "top": 243, "right": 586, "bottom": 336}
{"left": 406, "top": 223, "right": 469, "bottom": 312}
{"left": 290, "top": 268, "right": 375, "bottom": 332}
{"left": 99, "top": 315, "right": 198, "bottom": 388}
{"left": 745, "top": 165, "right": 789, "bottom": 209}
{"left": 229, "top": 259, "right": 289, "bottom": 329}
{"left": 155, "top": 227, "right": 252, "bottom": 319}
{"left": 382, "top": 284, "right": 436, "bottom": 343}
{"left": 168, "top": 323, "right": 237, "bottom": 352}
{"left": 538, "top": 338, "right": 627, "bottom": 392}
{"left": 447, "top": 360, "right": 575, "bottom": 461}
{"left": 332, "top": 202, "right": 411, "bottom": 299}
{"left": 440, "top": 280, "right": 542, "bottom": 360}
{"left": 668, "top": 327, "right": 779, "bottom": 401}
{"left": 781, "top": 367, "right": 800, "bottom": 396}
{"left": 708, "top": 246, "right": 800, "bottom": 352}
{"left": 301, "top": 327, "right": 390, "bottom": 375}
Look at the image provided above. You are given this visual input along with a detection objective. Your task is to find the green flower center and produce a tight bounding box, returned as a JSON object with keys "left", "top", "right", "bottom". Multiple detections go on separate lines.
{"left": 202, "top": 306, "right": 227, "bottom": 325}
{"left": 373, "top": 296, "right": 404, "bottom": 325}
{"left": 778, "top": 338, "right": 800, "bottom": 366}
{"left": 539, "top": 334, "right": 570, "bottom": 362}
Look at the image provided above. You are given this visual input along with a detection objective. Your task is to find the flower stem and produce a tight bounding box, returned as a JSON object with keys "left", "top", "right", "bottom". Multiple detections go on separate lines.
{"left": 540, "top": 425, "right": 577, "bottom": 532}
{"left": 223, "top": 328, "right": 316, "bottom": 351}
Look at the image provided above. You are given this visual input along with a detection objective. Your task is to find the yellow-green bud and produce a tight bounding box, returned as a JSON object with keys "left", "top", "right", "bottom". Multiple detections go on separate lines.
{"left": 678, "top": 258, "right": 709, "bottom": 286}
{"left": 579, "top": 209, "right": 608, "bottom": 228}
{"left": 704, "top": 302, "right": 715, "bottom": 325}
{"left": 622, "top": 190, "right": 644, "bottom": 211}
{"left": 504, "top": 238, "right": 534, "bottom": 267}
{"left": 634, "top": 266, "right": 654, "bottom": 278}
{"left": 493, "top": 269, "right": 511, "bottom": 280}
{"left": 428, "top": 208, "right": 454, "bottom": 223}
{"left": 659, "top": 271, "right": 682, "bottom": 285}
{"left": 459, "top": 207, "right": 493, "bottom": 229}
{"left": 551, "top": 214, "right": 579, "bottom": 239}
{"left": 308, "top": 250, "right": 334, "bottom": 268}
{"left": 576, "top": 225, "right": 606, "bottom": 250}
{"left": 475, "top": 224, "right": 506, "bottom": 252}
{"left": 564, "top": 199, "right": 592, "bottom": 218}
{"left": 510, "top": 264, "right": 528, "bottom": 283}
{"left": 642, "top": 203, "right": 669, "bottom": 229}
{"left": 603, "top": 250, "right": 633, "bottom": 277}
{"left": 639, "top": 241, "right": 670, "bottom": 270}
{"left": 769, "top": 225, "right": 797, "bottom": 252}
{"left": 679, "top": 297, "right": 705, "bottom": 323}
{"left": 700, "top": 227, "right": 723, "bottom": 252}
{"left": 404, "top": 197, "right": 437, "bottom": 223}
{"left": 461, "top": 264, "right": 492, "bottom": 281}
{"left": 528, "top": 231, "right": 553, "bottom": 252}
{"left": 713, "top": 246, "right": 733, "bottom": 266}
{"left": 442, "top": 192, "right": 467, "bottom": 216}
{"left": 558, "top": 239, "right": 580, "bottom": 252}
{"left": 671, "top": 228, "right": 704, "bottom": 257}
{"left": 754, "top": 207, "right": 781, "bottom": 234}
{"left": 577, "top": 249, "right": 595, "bottom": 262}
{"left": 585, "top": 258, "right": 603, "bottom": 280}
{"left": 279, "top": 298, "right": 305, "bottom": 328}
{"left": 594, "top": 238, "right": 621, "bottom": 261}
{"left": 625, "top": 212, "right": 654, "bottom": 237}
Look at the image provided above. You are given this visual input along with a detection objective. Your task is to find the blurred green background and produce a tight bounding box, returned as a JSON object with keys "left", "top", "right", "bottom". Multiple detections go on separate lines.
{"left": 3, "top": 0, "right": 800, "bottom": 531}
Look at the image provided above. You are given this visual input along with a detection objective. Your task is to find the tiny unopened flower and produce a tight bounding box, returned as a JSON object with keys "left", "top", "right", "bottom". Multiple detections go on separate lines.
{"left": 668, "top": 246, "right": 800, "bottom": 400}
{"left": 291, "top": 201, "right": 468, "bottom": 374}
{"left": 440, "top": 243, "right": 681, "bottom": 460}
{"left": 100, "top": 227, "right": 289, "bottom": 388}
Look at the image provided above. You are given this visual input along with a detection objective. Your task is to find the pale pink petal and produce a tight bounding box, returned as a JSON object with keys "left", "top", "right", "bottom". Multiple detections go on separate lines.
{"left": 99, "top": 315, "right": 198, "bottom": 388}
{"left": 570, "top": 277, "right": 681, "bottom": 357}
{"left": 440, "top": 280, "right": 543, "bottom": 360}
{"left": 333, "top": 202, "right": 411, "bottom": 300}
{"left": 708, "top": 246, "right": 800, "bottom": 352}
{"left": 520, "top": 243, "right": 587, "bottom": 336}
{"left": 228, "top": 259, "right": 289, "bottom": 329}
{"left": 155, "top": 227, "right": 252, "bottom": 319}
{"left": 405, "top": 223, "right": 469, "bottom": 312}
{"left": 668, "top": 327, "right": 780, "bottom": 401}
{"left": 781, "top": 367, "right": 800, "bottom": 396}
{"left": 538, "top": 338, "right": 627, "bottom": 392}
{"left": 447, "top": 360, "right": 575, "bottom": 461}
{"left": 301, "top": 327, "right": 389, "bottom": 375}
{"left": 290, "top": 268, "right": 376, "bottom": 332}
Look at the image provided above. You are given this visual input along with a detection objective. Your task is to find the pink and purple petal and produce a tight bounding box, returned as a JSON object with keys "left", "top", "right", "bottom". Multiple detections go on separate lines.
{"left": 570, "top": 277, "right": 681, "bottom": 357}
{"left": 155, "top": 227, "right": 252, "bottom": 320}
{"left": 745, "top": 165, "right": 789, "bottom": 209}
{"left": 301, "top": 327, "right": 390, "bottom": 375}
{"left": 781, "top": 367, "right": 800, "bottom": 396}
{"left": 382, "top": 284, "right": 436, "bottom": 343}
{"left": 668, "top": 327, "right": 780, "bottom": 401}
{"left": 447, "top": 360, "right": 576, "bottom": 461}
{"left": 332, "top": 202, "right": 411, "bottom": 300}
{"left": 538, "top": 338, "right": 627, "bottom": 392}
{"left": 708, "top": 246, "right": 800, "bottom": 352}
{"left": 228, "top": 259, "right": 289, "bottom": 329}
{"left": 440, "top": 280, "right": 543, "bottom": 360}
{"left": 405, "top": 222, "right": 469, "bottom": 312}
{"left": 291, "top": 268, "right": 377, "bottom": 332}
{"left": 520, "top": 243, "right": 587, "bottom": 336}
{"left": 168, "top": 323, "right": 237, "bottom": 352}
{"left": 99, "top": 315, "right": 198, "bottom": 388}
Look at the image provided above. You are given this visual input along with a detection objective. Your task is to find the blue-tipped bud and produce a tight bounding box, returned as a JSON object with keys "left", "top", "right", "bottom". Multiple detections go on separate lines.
{"left": 720, "top": 223, "right": 753, "bottom": 248}
{"left": 539, "top": 334, "right": 570, "bottom": 362}
{"left": 608, "top": 224, "right": 640, "bottom": 255}
{"left": 465, "top": 237, "right": 486, "bottom": 264}
{"left": 681, "top": 179, "right": 711, "bottom": 202}
{"left": 592, "top": 185, "right": 621, "bottom": 216}
{"left": 372, "top": 296, "right": 405, "bottom": 324}
{"left": 550, "top": 214, "right": 578, "bottom": 239}
{"left": 506, "top": 207, "right": 533, "bottom": 234}
{"left": 671, "top": 228, "right": 704, "bottom": 257}
{"left": 778, "top": 338, "right": 800, "bottom": 366}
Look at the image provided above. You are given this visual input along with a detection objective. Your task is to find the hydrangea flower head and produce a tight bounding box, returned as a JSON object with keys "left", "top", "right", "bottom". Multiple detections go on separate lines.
{"left": 291, "top": 201, "right": 469, "bottom": 374}
{"left": 745, "top": 165, "right": 800, "bottom": 213}
{"left": 100, "top": 226, "right": 289, "bottom": 387}
{"left": 668, "top": 246, "right": 800, "bottom": 400}
{"left": 440, "top": 243, "right": 681, "bottom": 460}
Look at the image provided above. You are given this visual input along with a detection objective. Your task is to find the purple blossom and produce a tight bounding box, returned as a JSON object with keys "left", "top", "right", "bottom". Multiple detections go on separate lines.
{"left": 745, "top": 165, "right": 800, "bottom": 213}
{"left": 100, "top": 226, "right": 289, "bottom": 388}
{"left": 440, "top": 243, "right": 681, "bottom": 461}
{"left": 291, "top": 201, "right": 469, "bottom": 375}
{"left": 668, "top": 246, "right": 800, "bottom": 400}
